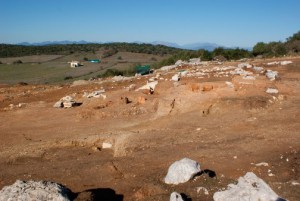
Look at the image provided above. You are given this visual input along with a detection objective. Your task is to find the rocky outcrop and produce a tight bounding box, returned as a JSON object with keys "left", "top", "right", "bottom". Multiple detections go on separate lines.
{"left": 0, "top": 180, "right": 72, "bottom": 201}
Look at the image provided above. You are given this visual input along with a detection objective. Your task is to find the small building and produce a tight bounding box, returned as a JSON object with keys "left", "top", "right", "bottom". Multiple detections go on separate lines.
{"left": 69, "top": 61, "right": 81, "bottom": 68}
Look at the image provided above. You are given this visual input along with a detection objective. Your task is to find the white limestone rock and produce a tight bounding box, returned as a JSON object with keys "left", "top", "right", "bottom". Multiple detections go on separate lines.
{"left": 171, "top": 74, "right": 180, "bottom": 82}
{"left": 170, "top": 192, "right": 184, "bottom": 201}
{"left": 280, "top": 61, "right": 292, "bottom": 65}
{"left": 265, "top": 70, "right": 278, "bottom": 81}
{"left": 253, "top": 66, "right": 264, "bottom": 73}
{"left": 0, "top": 180, "right": 72, "bottom": 201}
{"left": 160, "top": 65, "right": 177, "bottom": 71}
{"left": 213, "top": 172, "right": 285, "bottom": 201}
{"left": 266, "top": 88, "right": 279, "bottom": 94}
{"left": 53, "top": 100, "right": 63, "bottom": 108}
{"left": 238, "top": 63, "right": 252, "bottom": 68}
{"left": 164, "top": 158, "right": 201, "bottom": 185}
{"left": 137, "top": 81, "right": 158, "bottom": 91}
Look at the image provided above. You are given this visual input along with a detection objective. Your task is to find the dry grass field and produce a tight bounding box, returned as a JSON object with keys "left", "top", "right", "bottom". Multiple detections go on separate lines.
{"left": 0, "top": 52, "right": 168, "bottom": 84}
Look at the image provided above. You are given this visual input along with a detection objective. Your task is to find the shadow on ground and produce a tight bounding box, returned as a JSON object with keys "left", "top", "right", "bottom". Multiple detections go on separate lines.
{"left": 74, "top": 188, "right": 123, "bottom": 201}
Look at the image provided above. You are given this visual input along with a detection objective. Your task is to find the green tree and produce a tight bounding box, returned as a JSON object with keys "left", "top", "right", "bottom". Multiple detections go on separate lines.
{"left": 252, "top": 42, "right": 268, "bottom": 56}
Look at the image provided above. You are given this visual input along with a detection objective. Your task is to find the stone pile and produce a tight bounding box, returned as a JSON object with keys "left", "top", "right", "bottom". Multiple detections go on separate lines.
{"left": 83, "top": 89, "right": 106, "bottom": 99}
{"left": 0, "top": 180, "right": 72, "bottom": 201}
{"left": 53, "top": 96, "right": 79, "bottom": 108}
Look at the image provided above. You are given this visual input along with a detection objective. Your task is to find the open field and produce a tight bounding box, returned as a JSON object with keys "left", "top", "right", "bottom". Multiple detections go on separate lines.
{"left": 0, "top": 56, "right": 299, "bottom": 200}
{"left": 0, "top": 52, "right": 168, "bottom": 84}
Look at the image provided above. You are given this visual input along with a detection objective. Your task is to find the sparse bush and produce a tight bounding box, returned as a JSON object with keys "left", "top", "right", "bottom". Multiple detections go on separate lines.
{"left": 13, "top": 60, "right": 22, "bottom": 64}
{"left": 117, "top": 56, "right": 123, "bottom": 60}
{"left": 102, "top": 48, "right": 118, "bottom": 58}
{"left": 98, "top": 69, "right": 124, "bottom": 78}
{"left": 83, "top": 57, "right": 89, "bottom": 61}
{"left": 64, "top": 76, "right": 73, "bottom": 80}
{"left": 0, "top": 61, "right": 2, "bottom": 64}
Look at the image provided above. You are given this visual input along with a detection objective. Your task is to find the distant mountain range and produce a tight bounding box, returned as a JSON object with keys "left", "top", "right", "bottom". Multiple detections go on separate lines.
{"left": 16, "top": 40, "right": 251, "bottom": 51}
{"left": 17, "top": 40, "right": 92, "bottom": 46}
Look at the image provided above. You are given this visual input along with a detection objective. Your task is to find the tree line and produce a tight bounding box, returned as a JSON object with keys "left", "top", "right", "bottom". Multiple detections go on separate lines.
{"left": 253, "top": 31, "right": 300, "bottom": 57}
{"left": 0, "top": 43, "right": 183, "bottom": 58}
{"left": 1, "top": 31, "right": 299, "bottom": 64}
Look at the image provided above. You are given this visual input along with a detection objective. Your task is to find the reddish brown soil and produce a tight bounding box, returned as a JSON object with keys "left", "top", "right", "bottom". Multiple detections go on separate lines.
{"left": 0, "top": 57, "right": 299, "bottom": 200}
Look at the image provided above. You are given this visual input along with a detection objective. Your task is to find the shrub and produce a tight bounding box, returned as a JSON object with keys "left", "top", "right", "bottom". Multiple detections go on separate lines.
{"left": 13, "top": 60, "right": 22, "bottom": 64}
{"left": 98, "top": 69, "right": 124, "bottom": 78}
{"left": 64, "top": 76, "right": 73, "bottom": 80}
{"left": 102, "top": 48, "right": 118, "bottom": 58}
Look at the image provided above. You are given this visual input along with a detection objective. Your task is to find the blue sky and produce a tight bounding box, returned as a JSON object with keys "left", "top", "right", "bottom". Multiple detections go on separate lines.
{"left": 1, "top": 0, "right": 299, "bottom": 47}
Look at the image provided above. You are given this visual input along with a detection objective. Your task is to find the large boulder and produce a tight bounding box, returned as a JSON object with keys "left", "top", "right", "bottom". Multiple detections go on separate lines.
{"left": 213, "top": 172, "right": 285, "bottom": 201}
{"left": 0, "top": 180, "right": 72, "bottom": 201}
{"left": 164, "top": 158, "right": 201, "bottom": 185}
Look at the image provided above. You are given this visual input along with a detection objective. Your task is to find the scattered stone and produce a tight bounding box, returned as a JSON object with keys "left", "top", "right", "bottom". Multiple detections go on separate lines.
{"left": 112, "top": 75, "right": 124, "bottom": 82}
{"left": 265, "top": 70, "right": 279, "bottom": 81}
{"left": 18, "top": 103, "right": 26, "bottom": 108}
{"left": 84, "top": 89, "right": 105, "bottom": 98}
{"left": 0, "top": 180, "right": 72, "bottom": 201}
{"left": 291, "top": 181, "right": 300, "bottom": 186}
{"left": 268, "top": 173, "right": 275, "bottom": 177}
{"left": 172, "top": 74, "right": 180, "bottom": 82}
{"left": 170, "top": 192, "right": 184, "bottom": 201}
{"left": 189, "top": 58, "right": 201, "bottom": 65}
{"left": 213, "top": 172, "right": 285, "bottom": 201}
{"left": 164, "top": 158, "right": 201, "bottom": 185}
{"left": 266, "top": 88, "right": 279, "bottom": 94}
{"left": 127, "top": 84, "right": 136, "bottom": 91}
{"left": 267, "top": 61, "right": 280, "bottom": 66}
{"left": 225, "top": 81, "right": 234, "bottom": 88}
{"left": 280, "top": 61, "right": 292, "bottom": 65}
{"left": 102, "top": 142, "right": 113, "bottom": 149}
{"left": 160, "top": 65, "right": 177, "bottom": 71}
{"left": 137, "top": 81, "right": 158, "bottom": 92}
{"left": 238, "top": 63, "right": 252, "bottom": 68}
{"left": 91, "top": 146, "right": 101, "bottom": 152}
{"left": 196, "top": 187, "right": 209, "bottom": 195}
{"left": 255, "top": 162, "right": 269, "bottom": 167}
{"left": 175, "top": 60, "right": 184, "bottom": 66}
{"left": 243, "top": 75, "right": 256, "bottom": 80}
{"left": 253, "top": 66, "right": 264, "bottom": 73}
{"left": 53, "top": 101, "right": 63, "bottom": 108}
